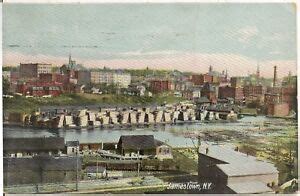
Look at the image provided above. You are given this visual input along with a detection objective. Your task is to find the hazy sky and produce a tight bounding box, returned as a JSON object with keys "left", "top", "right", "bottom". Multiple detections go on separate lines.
{"left": 3, "top": 3, "right": 297, "bottom": 77}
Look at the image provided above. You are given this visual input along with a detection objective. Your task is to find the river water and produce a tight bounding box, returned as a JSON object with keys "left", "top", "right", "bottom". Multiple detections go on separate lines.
{"left": 3, "top": 116, "right": 297, "bottom": 148}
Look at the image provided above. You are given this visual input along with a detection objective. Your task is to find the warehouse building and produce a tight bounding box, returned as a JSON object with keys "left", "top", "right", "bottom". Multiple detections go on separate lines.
{"left": 4, "top": 155, "right": 81, "bottom": 186}
{"left": 198, "top": 144, "right": 278, "bottom": 194}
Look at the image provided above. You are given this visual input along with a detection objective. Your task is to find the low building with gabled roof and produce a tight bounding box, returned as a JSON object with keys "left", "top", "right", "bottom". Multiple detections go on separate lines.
{"left": 198, "top": 144, "right": 278, "bottom": 194}
{"left": 4, "top": 155, "right": 82, "bottom": 186}
{"left": 117, "top": 135, "right": 172, "bottom": 159}
{"left": 4, "top": 137, "right": 65, "bottom": 157}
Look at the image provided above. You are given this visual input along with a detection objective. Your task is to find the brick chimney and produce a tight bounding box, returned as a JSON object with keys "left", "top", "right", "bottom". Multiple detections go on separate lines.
{"left": 273, "top": 66, "right": 277, "bottom": 87}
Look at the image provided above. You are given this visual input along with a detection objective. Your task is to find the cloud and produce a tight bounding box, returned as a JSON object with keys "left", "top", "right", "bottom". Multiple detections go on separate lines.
{"left": 236, "top": 26, "right": 259, "bottom": 43}
{"left": 3, "top": 51, "right": 295, "bottom": 78}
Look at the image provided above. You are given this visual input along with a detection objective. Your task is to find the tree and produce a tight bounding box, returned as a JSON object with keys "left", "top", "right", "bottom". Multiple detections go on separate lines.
{"left": 3, "top": 77, "right": 10, "bottom": 95}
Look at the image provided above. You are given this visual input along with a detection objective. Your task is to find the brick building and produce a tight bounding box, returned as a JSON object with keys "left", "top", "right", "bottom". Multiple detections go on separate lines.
{"left": 281, "top": 87, "right": 297, "bottom": 111}
{"left": 266, "top": 86, "right": 297, "bottom": 112}
{"left": 267, "top": 103, "right": 290, "bottom": 117}
{"left": 150, "top": 80, "right": 173, "bottom": 93}
{"left": 16, "top": 81, "right": 63, "bottom": 97}
{"left": 190, "top": 74, "right": 213, "bottom": 85}
{"left": 20, "top": 63, "right": 52, "bottom": 79}
{"left": 219, "top": 86, "right": 244, "bottom": 101}
{"left": 201, "top": 83, "right": 217, "bottom": 103}
{"left": 39, "top": 73, "right": 68, "bottom": 84}
{"left": 243, "top": 85, "right": 265, "bottom": 97}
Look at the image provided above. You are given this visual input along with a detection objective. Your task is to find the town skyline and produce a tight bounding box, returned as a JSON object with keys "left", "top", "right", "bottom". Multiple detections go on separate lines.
{"left": 3, "top": 3, "right": 296, "bottom": 78}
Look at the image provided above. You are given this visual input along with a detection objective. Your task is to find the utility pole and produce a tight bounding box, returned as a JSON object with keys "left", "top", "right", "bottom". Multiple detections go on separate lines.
{"left": 137, "top": 149, "right": 140, "bottom": 177}
{"left": 96, "top": 155, "right": 99, "bottom": 179}
{"left": 198, "top": 135, "right": 201, "bottom": 149}
{"left": 76, "top": 140, "right": 79, "bottom": 191}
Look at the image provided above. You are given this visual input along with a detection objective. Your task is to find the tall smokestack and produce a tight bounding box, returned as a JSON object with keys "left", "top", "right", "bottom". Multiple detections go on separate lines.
{"left": 273, "top": 66, "right": 277, "bottom": 87}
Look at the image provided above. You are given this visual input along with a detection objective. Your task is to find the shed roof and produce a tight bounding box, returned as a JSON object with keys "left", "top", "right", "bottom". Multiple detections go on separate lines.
{"left": 199, "top": 145, "right": 255, "bottom": 164}
{"left": 118, "top": 135, "right": 156, "bottom": 150}
{"left": 227, "top": 181, "right": 274, "bottom": 194}
{"left": 217, "top": 161, "right": 278, "bottom": 176}
{"left": 4, "top": 137, "right": 65, "bottom": 152}
{"left": 199, "top": 145, "right": 278, "bottom": 176}
{"left": 66, "top": 140, "right": 79, "bottom": 147}
{"left": 4, "top": 155, "right": 81, "bottom": 171}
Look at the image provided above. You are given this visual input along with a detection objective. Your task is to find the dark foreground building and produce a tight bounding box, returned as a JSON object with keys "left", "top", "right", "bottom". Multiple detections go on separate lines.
{"left": 198, "top": 145, "right": 278, "bottom": 194}
{"left": 117, "top": 135, "right": 173, "bottom": 159}
{"left": 4, "top": 137, "right": 65, "bottom": 157}
{"left": 3, "top": 155, "right": 82, "bottom": 186}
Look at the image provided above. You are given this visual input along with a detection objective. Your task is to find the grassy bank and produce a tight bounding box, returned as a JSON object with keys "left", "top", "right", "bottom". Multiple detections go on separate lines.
{"left": 236, "top": 126, "right": 298, "bottom": 187}
{"left": 3, "top": 93, "right": 186, "bottom": 114}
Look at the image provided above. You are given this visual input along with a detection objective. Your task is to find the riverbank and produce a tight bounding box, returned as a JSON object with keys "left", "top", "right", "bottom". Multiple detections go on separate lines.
{"left": 3, "top": 93, "right": 185, "bottom": 113}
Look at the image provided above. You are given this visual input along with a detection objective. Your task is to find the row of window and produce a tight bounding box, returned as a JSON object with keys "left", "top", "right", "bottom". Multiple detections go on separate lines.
{"left": 31, "top": 86, "right": 61, "bottom": 90}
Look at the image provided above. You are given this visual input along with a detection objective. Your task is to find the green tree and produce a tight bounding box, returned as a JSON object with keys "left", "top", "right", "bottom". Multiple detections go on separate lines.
{"left": 3, "top": 77, "right": 10, "bottom": 95}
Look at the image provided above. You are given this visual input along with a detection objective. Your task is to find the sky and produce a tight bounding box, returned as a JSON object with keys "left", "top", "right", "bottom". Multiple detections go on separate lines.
{"left": 3, "top": 3, "right": 297, "bottom": 77}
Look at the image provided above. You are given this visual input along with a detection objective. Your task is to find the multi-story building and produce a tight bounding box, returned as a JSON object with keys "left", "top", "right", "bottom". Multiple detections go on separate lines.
{"left": 113, "top": 72, "right": 131, "bottom": 88}
{"left": 91, "top": 71, "right": 113, "bottom": 84}
{"left": 265, "top": 86, "right": 297, "bottom": 112}
{"left": 243, "top": 85, "right": 266, "bottom": 97}
{"left": 16, "top": 81, "right": 63, "bottom": 97}
{"left": 219, "top": 86, "right": 244, "bottom": 101}
{"left": 190, "top": 74, "right": 213, "bottom": 85}
{"left": 75, "top": 70, "right": 91, "bottom": 85}
{"left": 90, "top": 71, "right": 131, "bottom": 88}
{"left": 243, "top": 85, "right": 266, "bottom": 103}
{"left": 20, "top": 63, "right": 52, "bottom": 79}
{"left": 39, "top": 73, "right": 69, "bottom": 84}
{"left": 150, "top": 80, "right": 173, "bottom": 93}
{"left": 267, "top": 102, "right": 290, "bottom": 117}
{"left": 201, "top": 82, "right": 218, "bottom": 103}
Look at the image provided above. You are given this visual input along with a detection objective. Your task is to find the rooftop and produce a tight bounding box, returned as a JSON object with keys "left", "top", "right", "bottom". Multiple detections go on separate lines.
{"left": 4, "top": 137, "right": 65, "bottom": 152}
{"left": 119, "top": 135, "right": 155, "bottom": 150}
{"left": 227, "top": 181, "right": 274, "bottom": 194}
{"left": 118, "top": 135, "right": 164, "bottom": 150}
{"left": 66, "top": 140, "right": 79, "bottom": 147}
{"left": 199, "top": 144, "right": 278, "bottom": 176}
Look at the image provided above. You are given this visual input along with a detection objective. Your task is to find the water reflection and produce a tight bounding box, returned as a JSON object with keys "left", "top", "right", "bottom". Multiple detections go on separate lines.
{"left": 3, "top": 116, "right": 296, "bottom": 147}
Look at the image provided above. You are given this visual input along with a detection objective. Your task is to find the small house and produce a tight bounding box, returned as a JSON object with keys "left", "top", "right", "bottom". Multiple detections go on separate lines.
{"left": 66, "top": 141, "right": 79, "bottom": 155}
{"left": 117, "top": 135, "right": 173, "bottom": 160}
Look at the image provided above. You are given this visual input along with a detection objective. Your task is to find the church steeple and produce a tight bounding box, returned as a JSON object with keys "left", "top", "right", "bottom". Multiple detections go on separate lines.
{"left": 256, "top": 62, "right": 260, "bottom": 79}
{"left": 225, "top": 69, "right": 228, "bottom": 79}
{"left": 69, "top": 54, "right": 72, "bottom": 65}
{"left": 209, "top": 65, "right": 213, "bottom": 73}
{"left": 256, "top": 62, "right": 260, "bottom": 85}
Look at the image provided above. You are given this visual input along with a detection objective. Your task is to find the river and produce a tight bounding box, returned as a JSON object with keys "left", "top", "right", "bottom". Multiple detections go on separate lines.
{"left": 3, "top": 116, "right": 297, "bottom": 148}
